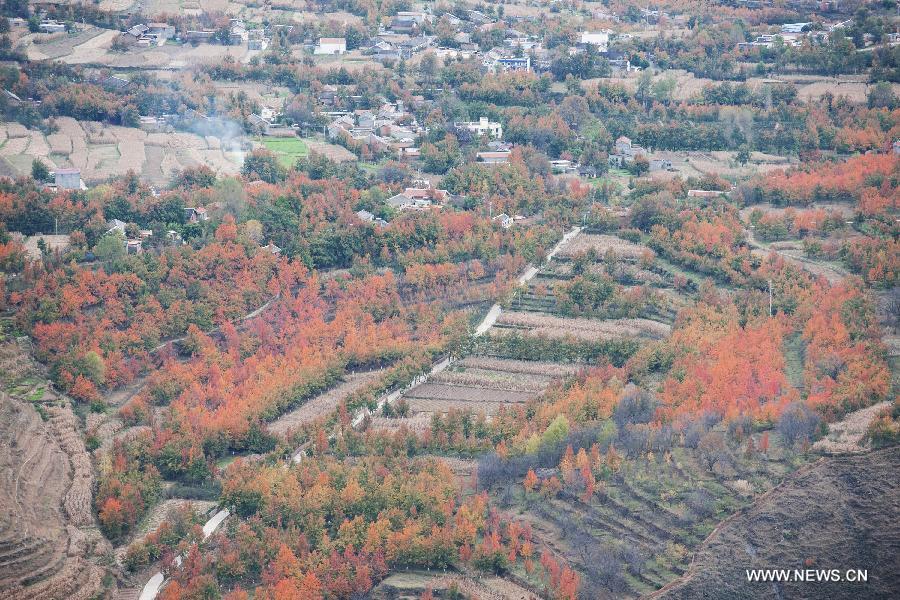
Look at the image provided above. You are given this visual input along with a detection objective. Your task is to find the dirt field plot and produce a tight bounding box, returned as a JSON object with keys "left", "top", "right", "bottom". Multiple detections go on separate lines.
{"left": 431, "top": 368, "right": 550, "bottom": 393}
{"left": 373, "top": 356, "right": 574, "bottom": 429}
{"left": 494, "top": 311, "right": 671, "bottom": 342}
{"left": 454, "top": 356, "right": 579, "bottom": 378}
{"left": 556, "top": 233, "right": 649, "bottom": 260}
{"left": 367, "top": 413, "right": 432, "bottom": 434}
{"left": 305, "top": 139, "right": 357, "bottom": 162}
{"left": 268, "top": 370, "right": 383, "bottom": 437}
{"left": 405, "top": 382, "right": 533, "bottom": 404}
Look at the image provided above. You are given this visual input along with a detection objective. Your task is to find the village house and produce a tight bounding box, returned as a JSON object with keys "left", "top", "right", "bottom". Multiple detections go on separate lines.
{"left": 492, "top": 213, "right": 514, "bottom": 229}
{"left": 389, "top": 11, "right": 429, "bottom": 34}
{"left": 455, "top": 117, "right": 503, "bottom": 140}
{"left": 229, "top": 21, "right": 249, "bottom": 45}
{"left": 356, "top": 210, "right": 389, "bottom": 227}
{"left": 608, "top": 136, "right": 648, "bottom": 167}
{"left": 326, "top": 101, "right": 423, "bottom": 154}
{"left": 482, "top": 50, "right": 531, "bottom": 73}
{"left": 248, "top": 30, "right": 270, "bottom": 51}
{"left": 185, "top": 207, "right": 209, "bottom": 223}
{"left": 550, "top": 160, "right": 578, "bottom": 174}
{"left": 386, "top": 186, "right": 449, "bottom": 211}
{"left": 688, "top": 189, "right": 728, "bottom": 198}
{"left": 147, "top": 23, "right": 175, "bottom": 40}
{"left": 398, "top": 36, "right": 432, "bottom": 58}
{"left": 183, "top": 30, "right": 216, "bottom": 43}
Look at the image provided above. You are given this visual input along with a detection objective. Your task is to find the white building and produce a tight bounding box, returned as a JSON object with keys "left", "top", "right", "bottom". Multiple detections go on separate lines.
{"left": 54, "top": 168, "right": 83, "bottom": 190}
{"left": 39, "top": 20, "right": 66, "bottom": 33}
{"left": 580, "top": 30, "right": 611, "bottom": 51}
{"left": 315, "top": 37, "right": 347, "bottom": 55}
{"left": 455, "top": 117, "right": 503, "bottom": 140}
{"left": 147, "top": 23, "right": 175, "bottom": 40}
{"left": 493, "top": 213, "right": 513, "bottom": 228}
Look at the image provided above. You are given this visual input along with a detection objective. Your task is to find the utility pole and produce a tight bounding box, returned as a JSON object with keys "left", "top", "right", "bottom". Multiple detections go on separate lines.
{"left": 768, "top": 279, "right": 773, "bottom": 317}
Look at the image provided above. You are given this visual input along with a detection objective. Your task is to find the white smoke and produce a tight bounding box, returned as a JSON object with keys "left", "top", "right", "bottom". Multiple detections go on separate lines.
{"left": 184, "top": 114, "right": 250, "bottom": 167}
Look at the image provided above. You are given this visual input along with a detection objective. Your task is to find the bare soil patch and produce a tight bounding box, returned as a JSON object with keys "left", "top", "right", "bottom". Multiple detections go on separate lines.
{"left": 812, "top": 401, "right": 891, "bottom": 455}
{"left": 556, "top": 233, "right": 648, "bottom": 260}
{"left": 268, "top": 370, "right": 384, "bottom": 437}
{"left": 495, "top": 311, "right": 671, "bottom": 342}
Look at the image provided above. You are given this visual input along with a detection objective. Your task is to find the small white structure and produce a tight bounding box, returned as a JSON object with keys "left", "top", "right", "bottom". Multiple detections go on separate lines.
{"left": 580, "top": 30, "right": 610, "bottom": 51}
{"left": 54, "top": 168, "right": 83, "bottom": 190}
{"left": 39, "top": 20, "right": 66, "bottom": 33}
{"left": 456, "top": 117, "right": 503, "bottom": 140}
{"left": 315, "top": 37, "right": 347, "bottom": 55}
{"left": 493, "top": 213, "right": 513, "bottom": 228}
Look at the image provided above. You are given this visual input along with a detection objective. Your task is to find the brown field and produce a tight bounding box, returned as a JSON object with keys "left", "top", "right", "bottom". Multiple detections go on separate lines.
{"left": 494, "top": 311, "right": 672, "bottom": 341}
{"left": 305, "top": 139, "right": 358, "bottom": 162}
{"left": 583, "top": 70, "right": 715, "bottom": 102}
{"left": 20, "top": 27, "right": 110, "bottom": 61}
{"left": 367, "top": 412, "right": 432, "bottom": 434}
{"left": 268, "top": 370, "right": 384, "bottom": 437}
{"left": 371, "top": 356, "right": 573, "bottom": 430}
{"left": 430, "top": 368, "right": 551, "bottom": 393}
{"left": 404, "top": 383, "right": 534, "bottom": 412}
{"left": 738, "top": 202, "right": 856, "bottom": 223}
{"left": 373, "top": 569, "right": 538, "bottom": 600}
{"left": 556, "top": 233, "right": 649, "bottom": 260}
{"left": 811, "top": 401, "right": 891, "bottom": 455}
{"left": 454, "top": 356, "right": 580, "bottom": 378}
{"left": 649, "top": 149, "right": 796, "bottom": 182}
{"left": 585, "top": 70, "right": 899, "bottom": 105}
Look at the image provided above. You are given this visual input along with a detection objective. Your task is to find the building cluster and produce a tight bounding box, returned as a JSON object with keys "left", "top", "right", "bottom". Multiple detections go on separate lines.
{"left": 608, "top": 136, "right": 672, "bottom": 171}
{"left": 248, "top": 105, "right": 295, "bottom": 137}
{"left": 326, "top": 100, "right": 425, "bottom": 158}
{"left": 118, "top": 20, "right": 283, "bottom": 51}
{"left": 735, "top": 19, "right": 884, "bottom": 50}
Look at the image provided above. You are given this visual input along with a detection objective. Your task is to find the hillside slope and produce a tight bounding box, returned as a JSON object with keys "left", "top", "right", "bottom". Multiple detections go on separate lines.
{"left": 652, "top": 447, "right": 900, "bottom": 600}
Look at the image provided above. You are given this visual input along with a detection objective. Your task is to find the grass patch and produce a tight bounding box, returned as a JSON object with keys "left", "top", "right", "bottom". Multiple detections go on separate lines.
{"left": 258, "top": 136, "right": 309, "bottom": 167}
{"left": 783, "top": 334, "right": 806, "bottom": 392}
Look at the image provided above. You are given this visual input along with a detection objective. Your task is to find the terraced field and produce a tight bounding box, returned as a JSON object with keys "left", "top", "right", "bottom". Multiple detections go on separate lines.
{"left": 0, "top": 340, "right": 107, "bottom": 599}
{"left": 370, "top": 357, "right": 577, "bottom": 431}
{"left": 0, "top": 117, "right": 242, "bottom": 185}
{"left": 372, "top": 228, "right": 685, "bottom": 432}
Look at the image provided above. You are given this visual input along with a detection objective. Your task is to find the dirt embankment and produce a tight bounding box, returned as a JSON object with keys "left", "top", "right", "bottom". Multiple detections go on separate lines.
{"left": 0, "top": 393, "right": 107, "bottom": 599}
{"left": 650, "top": 446, "right": 900, "bottom": 600}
